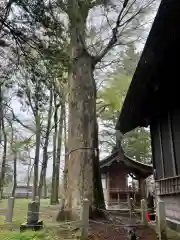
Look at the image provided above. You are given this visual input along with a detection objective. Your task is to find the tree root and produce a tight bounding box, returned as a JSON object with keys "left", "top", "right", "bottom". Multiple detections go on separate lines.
{"left": 56, "top": 205, "right": 107, "bottom": 222}
{"left": 56, "top": 208, "right": 79, "bottom": 222}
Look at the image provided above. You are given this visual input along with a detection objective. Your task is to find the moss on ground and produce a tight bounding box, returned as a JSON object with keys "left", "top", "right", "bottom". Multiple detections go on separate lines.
{"left": 0, "top": 229, "right": 58, "bottom": 240}
{"left": 167, "top": 227, "right": 180, "bottom": 240}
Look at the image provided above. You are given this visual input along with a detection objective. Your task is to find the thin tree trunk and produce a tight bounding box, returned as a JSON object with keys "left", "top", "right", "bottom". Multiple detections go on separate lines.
{"left": 56, "top": 103, "right": 68, "bottom": 220}
{"left": 55, "top": 101, "right": 65, "bottom": 203}
{"left": 0, "top": 116, "right": 7, "bottom": 199}
{"left": 92, "top": 121, "right": 105, "bottom": 218}
{"left": 43, "top": 176, "right": 47, "bottom": 199}
{"left": 63, "top": 103, "right": 68, "bottom": 194}
{"left": 50, "top": 94, "right": 60, "bottom": 205}
{"left": 38, "top": 87, "right": 53, "bottom": 198}
{"left": 8, "top": 120, "right": 17, "bottom": 197}
{"left": 26, "top": 158, "right": 32, "bottom": 199}
{"left": 0, "top": 85, "right": 2, "bottom": 143}
{"left": 11, "top": 150, "right": 17, "bottom": 197}
{"left": 32, "top": 111, "right": 41, "bottom": 201}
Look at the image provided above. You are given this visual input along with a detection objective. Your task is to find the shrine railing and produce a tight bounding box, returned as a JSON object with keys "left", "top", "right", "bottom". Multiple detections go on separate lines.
{"left": 109, "top": 187, "right": 138, "bottom": 193}
{"left": 156, "top": 175, "right": 180, "bottom": 195}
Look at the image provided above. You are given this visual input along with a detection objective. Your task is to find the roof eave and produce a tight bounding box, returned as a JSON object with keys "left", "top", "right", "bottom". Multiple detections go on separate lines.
{"left": 116, "top": 0, "right": 180, "bottom": 134}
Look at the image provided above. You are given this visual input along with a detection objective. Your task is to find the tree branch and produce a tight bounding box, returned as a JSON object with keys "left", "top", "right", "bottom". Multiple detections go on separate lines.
{"left": 97, "top": 103, "right": 111, "bottom": 116}
{"left": 93, "top": 0, "right": 129, "bottom": 64}
{"left": 11, "top": 111, "right": 34, "bottom": 132}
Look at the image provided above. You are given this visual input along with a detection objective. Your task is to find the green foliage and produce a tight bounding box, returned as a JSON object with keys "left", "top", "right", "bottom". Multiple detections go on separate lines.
{"left": 11, "top": 139, "right": 32, "bottom": 152}
{"left": 99, "top": 44, "right": 152, "bottom": 163}
{"left": 122, "top": 128, "right": 152, "bottom": 164}
{"left": 98, "top": 72, "right": 131, "bottom": 119}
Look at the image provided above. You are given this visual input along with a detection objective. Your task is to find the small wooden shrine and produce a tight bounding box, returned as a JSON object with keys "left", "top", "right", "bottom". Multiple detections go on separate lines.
{"left": 100, "top": 148, "right": 152, "bottom": 209}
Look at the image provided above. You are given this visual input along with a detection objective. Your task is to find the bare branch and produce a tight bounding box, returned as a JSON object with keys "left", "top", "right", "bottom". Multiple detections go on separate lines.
{"left": 97, "top": 104, "right": 111, "bottom": 116}
{"left": 11, "top": 111, "right": 34, "bottom": 132}
{"left": 93, "top": 0, "right": 129, "bottom": 64}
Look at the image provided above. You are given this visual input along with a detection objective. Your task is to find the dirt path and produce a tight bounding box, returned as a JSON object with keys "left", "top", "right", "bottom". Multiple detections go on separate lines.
{"left": 87, "top": 210, "right": 158, "bottom": 240}
{"left": 89, "top": 222, "right": 157, "bottom": 240}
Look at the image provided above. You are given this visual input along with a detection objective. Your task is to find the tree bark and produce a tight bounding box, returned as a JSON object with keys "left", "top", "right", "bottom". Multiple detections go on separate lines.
{"left": 11, "top": 150, "right": 17, "bottom": 197}
{"left": 91, "top": 121, "right": 105, "bottom": 218}
{"left": 26, "top": 157, "right": 33, "bottom": 199}
{"left": 43, "top": 176, "right": 47, "bottom": 199}
{"left": 50, "top": 94, "right": 60, "bottom": 205}
{"left": 38, "top": 87, "right": 53, "bottom": 198}
{"left": 55, "top": 101, "right": 65, "bottom": 203}
{"left": 0, "top": 85, "right": 2, "bottom": 143}
{"left": 56, "top": 103, "right": 68, "bottom": 220}
{"left": 56, "top": 1, "right": 106, "bottom": 220}
{"left": 57, "top": 6, "right": 97, "bottom": 219}
{"left": 32, "top": 110, "right": 41, "bottom": 201}
{"left": 0, "top": 116, "right": 7, "bottom": 199}
{"left": 63, "top": 104, "right": 68, "bottom": 194}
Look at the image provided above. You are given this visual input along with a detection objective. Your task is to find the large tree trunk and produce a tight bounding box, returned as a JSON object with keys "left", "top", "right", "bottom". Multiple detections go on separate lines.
{"left": 62, "top": 55, "right": 97, "bottom": 219}
{"left": 57, "top": 10, "right": 97, "bottom": 220}
{"left": 56, "top": 1, "right": 105, "bottom": 221}
{"left": 38, "top": 87, "right": 53, "bottom": 198}
{"left": 50, "top": 94, "right": 60, "bottom": 205}
{"left": 55, "top": 101, "right": 65, "bottom": 203}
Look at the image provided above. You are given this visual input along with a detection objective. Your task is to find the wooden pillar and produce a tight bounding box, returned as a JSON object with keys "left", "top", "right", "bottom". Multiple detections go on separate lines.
{"left": 139, "top": 178, "right": 146, "bottom": 200}
{"left": 127, "top": 191, "right": 130, "bottom": 205}
{"left": 106, "top": 172, "right": 110, "bottom": 208}
{"left": 118, "top": 192, "right": 120, "bottom": 205}
{"left": 132, "top": 179, "right": 136, "bottom": 204}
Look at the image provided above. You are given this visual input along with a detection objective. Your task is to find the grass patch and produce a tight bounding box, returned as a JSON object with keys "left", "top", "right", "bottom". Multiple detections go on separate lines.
{"left": 0, "top": 199, "right": 60, "bottom": 224}
{"left": 0, "top": 199, "right": 64, "bottom": 239}
{"left": 0, "top": 229, "right": 59, "bottom": 240}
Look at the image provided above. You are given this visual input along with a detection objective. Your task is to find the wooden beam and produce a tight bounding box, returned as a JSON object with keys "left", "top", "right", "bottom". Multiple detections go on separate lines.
{"left": 158, "top": 122, "right": 165, "bottom": 178}
{"left": 168, "top": 112, "right": 177, "bottom": 176}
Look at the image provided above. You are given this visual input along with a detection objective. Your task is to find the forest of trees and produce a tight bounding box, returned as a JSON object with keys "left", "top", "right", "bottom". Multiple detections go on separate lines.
{"left": 0, "top": 0, "right": 158, "bottom": 220}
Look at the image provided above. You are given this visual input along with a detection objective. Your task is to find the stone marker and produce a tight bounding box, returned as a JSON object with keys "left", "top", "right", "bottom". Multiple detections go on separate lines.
{"left": 27, "top": 201, "right": 40, "bottom": 224}
{"left": 6, "top": 197, "right": 15, "bottom": 223}
{"left": 20, "top": 196, "right": 43, "bottom": 232}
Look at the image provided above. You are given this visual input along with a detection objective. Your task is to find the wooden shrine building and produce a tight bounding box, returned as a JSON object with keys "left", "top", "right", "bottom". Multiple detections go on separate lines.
{"left": 116, "top": 0, "right": 180, "bottom": 227}
{"left": 100, "top": 148, "right": 152, "bottom": 209}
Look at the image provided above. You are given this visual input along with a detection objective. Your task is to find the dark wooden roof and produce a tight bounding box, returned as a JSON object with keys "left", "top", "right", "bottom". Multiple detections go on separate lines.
{"left": 100, "top": 150, "right": 153, "bottom": 178}
{"left": 116, "top": 0, "right": 180, "bottom": 134}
